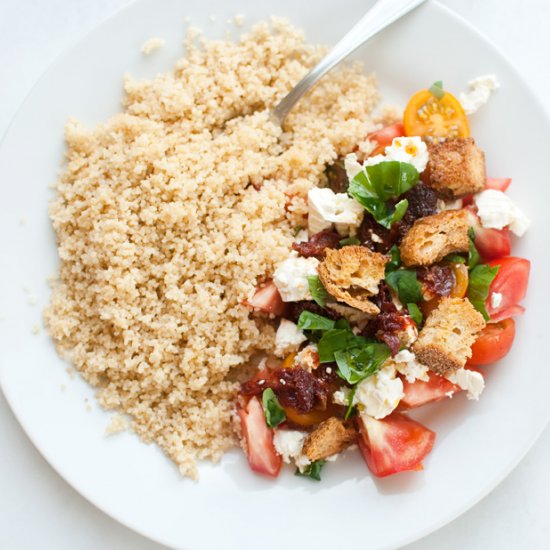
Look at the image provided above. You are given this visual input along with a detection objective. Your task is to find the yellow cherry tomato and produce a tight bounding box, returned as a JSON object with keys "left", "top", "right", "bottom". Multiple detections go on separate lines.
{"left": 404, "top": 89, "right": 470, "bottom": 140}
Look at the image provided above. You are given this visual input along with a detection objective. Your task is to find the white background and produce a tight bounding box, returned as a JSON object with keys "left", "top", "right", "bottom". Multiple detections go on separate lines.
{"left": 1, "top": 1, "right": 549, "bottom": 549}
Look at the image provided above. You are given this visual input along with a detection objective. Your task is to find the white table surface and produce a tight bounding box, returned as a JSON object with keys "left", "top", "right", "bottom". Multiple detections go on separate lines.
{"left": 1, "top": 1, "right": 549, "bottom": 549}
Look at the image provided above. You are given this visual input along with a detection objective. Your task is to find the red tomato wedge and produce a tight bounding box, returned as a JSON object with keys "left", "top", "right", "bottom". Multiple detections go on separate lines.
{"left": 465, "top": 206, "right": 512, "bottom": 260}
{"left": 468, "top": 318, "right": 516, "bottom": 366}
{"left": 485, "top": 257, "right": 530, "bottom": 320}
{"left": 489, "top": 304, "right": 526, "bottom": 323}
{"left": 486, "top": 177, "right": 512, "bottom": 192}
{"left": 245, "top": 280, "right": 286, "bottom": 316}
{"left": 358, "top": 413, "right": 435, "bottom": 477}
{"left": 474, "top": 227, "right": 511, "bottom": 260}
{"left": 238, "top": 396, "right": 282, "bottom": 477}
{"left": 366, "top": 123, "right": 405, "bottom": 157}
{"left": 399, "top": 374, "right": 460, "bottom": 410}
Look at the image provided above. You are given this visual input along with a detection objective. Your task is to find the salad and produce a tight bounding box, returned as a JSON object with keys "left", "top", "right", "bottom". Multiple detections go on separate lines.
{"left": 238, "top": 79, "right": 530, "bottom": 480}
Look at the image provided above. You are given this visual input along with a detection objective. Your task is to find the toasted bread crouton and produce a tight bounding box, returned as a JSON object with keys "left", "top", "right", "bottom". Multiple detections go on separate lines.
{"left": 302, "top": 417, "right": 357, "bottom": 462}
{"left": 425, "top": 138, "right": 486, "bottom": 197}
{"left": 400, "top": 210, "right": 469, "bottom": 266}
{"left": 413, "top": 297, "right": 486, "bottom": 375}
{"left": 318, "top": 246, "right": 386, "bottom": 315}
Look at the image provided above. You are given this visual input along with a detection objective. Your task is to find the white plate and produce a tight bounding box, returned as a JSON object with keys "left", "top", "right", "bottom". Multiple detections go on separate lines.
{"left": 0, "top": 1, "right": 547, "bottom": 549}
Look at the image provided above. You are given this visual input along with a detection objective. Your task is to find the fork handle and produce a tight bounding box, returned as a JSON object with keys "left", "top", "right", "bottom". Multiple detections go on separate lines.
{"left": 271, "top": 0, "right": 426, "bottom": 126}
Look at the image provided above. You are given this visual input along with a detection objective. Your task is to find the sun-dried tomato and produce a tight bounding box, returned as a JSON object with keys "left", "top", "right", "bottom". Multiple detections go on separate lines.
{"left": 417, "top": 264, "right": 455, "bottom": 298}
{"left": 239, "top": 366, "right": 336, "bottom": 414}
{"left": 292, "top": 229, "right": 341, "bottom": 259}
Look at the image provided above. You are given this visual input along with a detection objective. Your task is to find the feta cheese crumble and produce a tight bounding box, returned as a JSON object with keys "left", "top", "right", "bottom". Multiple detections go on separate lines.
{"left": 344, "top": 136, "right": 429, "bottom": 178}
{"left": 333, "top": 387, "right": 352, "bottom": 406}
{"left": 273, "top": 429, "right": 311, "bottom": 472}
{"left": 273, "top": 254, "right": 319, "bottom": 302}
{"left": 354, "top": 365, "right": 404, "bottom": 419}
{"left": 446, "top": 368, "right": 485, "bottom": 400}
{"left": 460, "top": 74, "right": 500, "bottom": 115}
{"left": 391, "top": 350, "right": 429, "bottom": 383}
{"left": 384, "top": 136, "right": 429, "bottom": 172}
{"left": 307, "top": 187, "right": 364, "bottom": 236}
{"left": 274, "top": 319, "right": 307, "bottom": 357}
{"left": 474, "top": 189, "right": 530, "bottom": 236}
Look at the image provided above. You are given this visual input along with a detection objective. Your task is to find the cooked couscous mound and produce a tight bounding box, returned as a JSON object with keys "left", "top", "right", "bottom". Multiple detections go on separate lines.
{"left": 45, "top": 19, "right": 380, "bottom": 478}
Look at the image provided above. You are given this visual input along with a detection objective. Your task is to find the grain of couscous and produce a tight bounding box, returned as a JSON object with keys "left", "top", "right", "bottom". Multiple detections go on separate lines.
{"left": 45, "top": 19, "right": 381, "bottom": 479}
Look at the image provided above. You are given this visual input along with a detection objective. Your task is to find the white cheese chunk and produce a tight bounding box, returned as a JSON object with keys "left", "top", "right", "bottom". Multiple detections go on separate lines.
{"left": 354, "top": 365, "right": 404, "bottom": 419}
{"left": 273, "top": 429, "right": 311, "bottom": 472}
{"left": 446, "top": 368, "right": 485, "bottom": 400}
{"left": 474, "top": 189, "right": 530, "bottom": 236}
{"left": 307, "top": 187, "right": 364, "bottom": 236}
{"left": 460, "top": 74, "right": 500, "bottom": 115}
{"left": 274, "top": 319, "right": 307, "bottom": 357}
{"left": 391, "top": 349, "right": 429, "bottom": 383}
{"left": 332, "top": 386, "right": 352, "bottom": 406}
{"left": 344, "top": 153, "right": 363, "bottom": 180}
{"left": 384, "top": 136, "right": 429, "bottom": 173}
{"left": 273, "top": 254, "right": 319, "bottom": 302}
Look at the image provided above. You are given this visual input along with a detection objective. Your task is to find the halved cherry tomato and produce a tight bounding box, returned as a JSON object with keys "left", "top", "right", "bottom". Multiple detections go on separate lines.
{"left": 281, "top": 353, "right": 297, "bottom": 369}
{"left": 468, "top": 318, "right": 516, "bottom": 366}
{"left": 399, "top": 374, "right": 460, "bottom": 409}
{"left": 485, "top": 257, "right": 530, "bottom": 320}
{"left": 245, "top": 280, "right": 286, "bottom": 316}
{"left": 366, "top": 123, "right": 405, "bottom": 157}
{"left": 404, "top": 89, "right": 470, "bottom": 140}
{"left": 486, "top": 177, "right": 512, "bottom": 192}
{"left": 358, "top": 412, "right": 435, "bottom": 477}
{"left": 449, "top": 263, "right": 469, "bottom": 298}
{"left": 238, "top": 396, "right": 282, "bottom": 477}
{"left": 489, "top": 304, "right": 526, "bottom": 323}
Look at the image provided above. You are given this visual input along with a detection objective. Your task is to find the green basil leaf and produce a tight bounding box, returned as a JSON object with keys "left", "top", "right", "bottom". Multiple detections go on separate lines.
{"left": 468, "top": 227, "right": 480, "bottom": 270}
{"left": 317, "top": 329, "right": 367, "bottom": 363}
{"left": 385, "top": 269, "right": 423, "bottom": 304}
{"left": 429, "top": 80, "right": 445, "bottom": 99}
{"left": 444, "top": 253, "right": 467, "bottom": 264}
{"left": 334, "top": 318, "right": 351, "bottom": 330}
{"left": 307, "top": 276, "right": 328, "bottom": 308}
{"left": 377, "top": 199, "right": 409, "bottom": 229}
{"left": 348, "top": 161, "right": 419, "bottom": 229}
{"left": 344, "top": 386, "right": 357, "bottom": 420}
{"left": 339, "top": 236, "right": 361, "bottom": 247}
{"left": 467, "top": 264, "right": 499, "bottom": 320}
{"left": 385, "top": 245, "right": 401, "bottom": 274}
{"left": 262, "top": 388, "right": 286, "bottom": 428}
{"left": 407, "top": 302, "right": 423, "bottom": 325}
{"left": 297, "top": 311, "right": 335, "bottom": 331}
{"left": 295, "top": 460, "right": 326, "bottom": 481}
{"left": 334, "top": 343, "right": 391, "bottom": 385}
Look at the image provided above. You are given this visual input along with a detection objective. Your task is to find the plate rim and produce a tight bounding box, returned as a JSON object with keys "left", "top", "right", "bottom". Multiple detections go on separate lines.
{"left": 0, "top": 1, "right": 548, "bottom": 549}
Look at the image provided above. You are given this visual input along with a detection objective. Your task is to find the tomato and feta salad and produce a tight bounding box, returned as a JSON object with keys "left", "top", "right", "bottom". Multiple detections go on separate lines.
{"left": 238, "top": 78, "right": 530, "bottom": 481}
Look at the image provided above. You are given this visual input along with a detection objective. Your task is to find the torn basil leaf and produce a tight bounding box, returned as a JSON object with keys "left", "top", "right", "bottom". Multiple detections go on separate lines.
{"left": 334, "top": 343, "right": 391, "bottom": 385}
{"left": 385, "top": 268, "right": 423, "bottom": 304}
{"left": 297, "top": 311, "right": 335, "bottom": 331}
{"left": 344, "top": 387, "right": 357, "bottom": 420}
{"left": 339, "top": 236, "right": 361, "bottom": 247}
{"left": 467, "top": 264, "right": 499, "bottom": 320}
{"left": 385, "top": 245, "right": 401, "bottom": 274}
{"left": 295, "top": 460, "right": 326, "bottom": 481}
{"left": 444, "top": 253, "right": 467, "bottom": 264}
{"left": 307, "top": 276, "right": 328, "bottom": 308}
{"left": 407, "top": 302, "right": 423, "bottom": 325}
{"left": 262, "top": 388, "right": 286, "bottom": 428}
{"left": 348, "top": 161, "right": 419, "bottom": 229}
{"left": 468, "top": 227, "right": 480, "bottom": 270}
